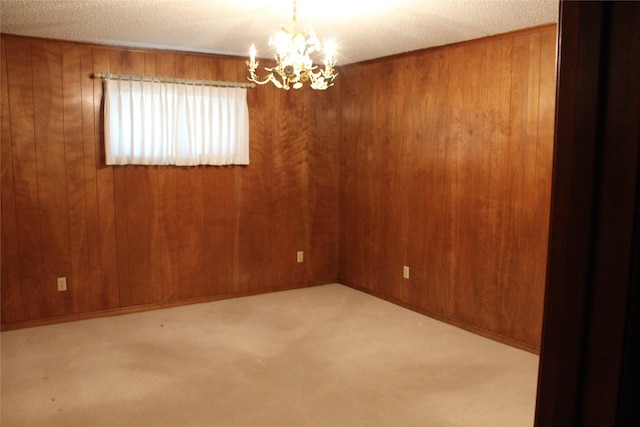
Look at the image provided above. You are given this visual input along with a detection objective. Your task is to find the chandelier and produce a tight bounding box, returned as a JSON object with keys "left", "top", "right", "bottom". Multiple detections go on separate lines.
{"left": 246, "top": 0, "right": 337, "bottom": 90}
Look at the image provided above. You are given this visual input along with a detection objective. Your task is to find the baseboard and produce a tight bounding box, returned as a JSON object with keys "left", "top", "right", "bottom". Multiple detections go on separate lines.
{"left": 2, "top": 280, "right": 542, "bottom": 355}
{"left": 0, "top": 281, "right": 332, "bottom": 331}
{"left": 340, "top": 280, "right": 541, "bottom": 355}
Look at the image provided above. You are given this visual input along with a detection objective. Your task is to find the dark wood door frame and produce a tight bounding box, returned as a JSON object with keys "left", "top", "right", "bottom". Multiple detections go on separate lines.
{"left": 535, "top": 1, "right": 640, "bottom": 426}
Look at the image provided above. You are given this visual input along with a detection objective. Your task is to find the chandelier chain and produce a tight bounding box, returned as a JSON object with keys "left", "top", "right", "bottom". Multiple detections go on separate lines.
{"left": 293, "top": 0, "right": 297, "bottom": 23}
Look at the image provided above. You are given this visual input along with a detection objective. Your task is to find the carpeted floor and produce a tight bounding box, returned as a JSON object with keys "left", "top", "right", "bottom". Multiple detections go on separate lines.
{"left": 1, "top": 283, "right": 539, "bottom": 426}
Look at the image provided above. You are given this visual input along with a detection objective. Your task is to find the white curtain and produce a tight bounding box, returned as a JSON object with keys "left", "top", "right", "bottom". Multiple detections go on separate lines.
{"left": 104, "top": 79, "right": 249, "bottom": 166}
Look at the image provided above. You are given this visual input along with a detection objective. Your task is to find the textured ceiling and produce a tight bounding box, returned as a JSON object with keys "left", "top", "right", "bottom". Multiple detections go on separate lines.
{"left": 1, "top": 0, "right": 559, "bottom": 65}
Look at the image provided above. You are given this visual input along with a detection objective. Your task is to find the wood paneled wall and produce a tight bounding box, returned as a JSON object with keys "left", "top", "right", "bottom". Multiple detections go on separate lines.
{"left": 1, "top": 35, "right": 339, "bottom": 328}
{"left": 2, "top": 26, "right": 556, "bottom": 350}
{"left": 338, "top": 25, "right": 557, "bottom": 351}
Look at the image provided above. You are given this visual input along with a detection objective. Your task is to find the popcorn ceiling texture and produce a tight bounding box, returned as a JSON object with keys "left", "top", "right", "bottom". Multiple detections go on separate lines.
{"left": 0, "top": 0, "right": 558, "bottom": 64}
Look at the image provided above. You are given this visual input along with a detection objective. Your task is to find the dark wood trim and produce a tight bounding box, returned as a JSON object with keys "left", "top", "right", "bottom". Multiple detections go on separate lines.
{"left": 344, "top": 280, "right": 540, "bottom": 354}
{"left": 0, "top": 281, "right": 332, "bottom": 332}
{"left": 617, "top": 171, "right": 640, "bottom": 424}
{"left": 535, "top": 1, "right": 640, "bottom": 425}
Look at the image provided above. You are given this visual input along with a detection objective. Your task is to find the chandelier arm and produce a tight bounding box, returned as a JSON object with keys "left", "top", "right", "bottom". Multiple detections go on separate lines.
{"left": 247, "top": 69, "right": 277, "bottom": 86}
{"left": 248, "top": 76, "right": 276, "bottom": 86}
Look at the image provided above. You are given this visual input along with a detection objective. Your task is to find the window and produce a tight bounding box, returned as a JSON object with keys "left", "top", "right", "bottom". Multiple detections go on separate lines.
{"left": 104, "top": 79, "right": 249, "bottom": 166}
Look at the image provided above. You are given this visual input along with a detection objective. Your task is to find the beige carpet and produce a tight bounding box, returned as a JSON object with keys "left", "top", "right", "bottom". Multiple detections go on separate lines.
{"left": 1, "top": 283, "right": 539, "bottom": 426}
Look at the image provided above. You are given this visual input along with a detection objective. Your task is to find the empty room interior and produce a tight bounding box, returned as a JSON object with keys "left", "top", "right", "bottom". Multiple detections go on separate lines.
{"left": 3, "top": 1, "right": 638, "bottom": 426}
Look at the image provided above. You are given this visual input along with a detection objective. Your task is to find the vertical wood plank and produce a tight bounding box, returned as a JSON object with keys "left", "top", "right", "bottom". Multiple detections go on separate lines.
{"left": 477, "top": 38, "right": 505, "bottom": 334}
{"left": 338, "top": 64, "right": 366, "bottom": 286}
{"left": 5, "top": 38, "right": 43, "bottom": 321}
{"left": 155, "top": 52, "right": 180, "bottom": 302}
{"left": 1, "top": 38, "right": 24, "bottom": 323}
{"left": 120, "top": 49, "right": 162, "bottom": 306}
{"left": 92, "top": 47, "right": 120, "bottom": 310}
{"left": 455, "top": 41, "right": 487, "bottom": 324}
{"left": 446, "top": 45, "right": 465, "bottom": 320}
{"left": 380, "top": 57, "right": 407, "bottom": 302}
{"left": 198, "top": 55, "right": 235, "bottom": 295}
{"left": 224, "top": 59, "right": 245, "bottom": 293}
{"left": 361, "top": 61, "right": 386, "bottom": 295}
{"left": 144, "top": 51, "right": 164, "bottom": 303}
{"left": 434, "top": 46, "right": 456, "bottom": 318}
{"left": 407, "top": 49, "right": 440, "bottom": 312}
{"left": 535, "top": 30, "right": 557, "bottom": 293}
{"left": 237, "top": 64, "right": 274, "bottom": 292}
{"left": 61, "top": 43, "right": 89, "bottom": 313}
{"left": 272, "top": 88, "right": 308, "bottom": 288}
{"left": 79, "top": 45, "right": 107, "bottom": 311}
{"left": 108, "top": 49, "right": 132, "bottom": 306}
{"left": 502, "top": 34, "right": 530, "bottom": 341}
{"left": 396, "top": 55, "right": 420, "bottom": 305}
{"left": 307, "top": 84, "right": 339, "bottom": 283}
{"left": 31, "top": 39, "right": 72, "bottom": 317}
{"left": 174, "top": 54, "right": 207, "bottom": 299}
{"left": 490, "top": 37, "right": 514, "bottom": 332}
{"left": 520, "top": 32, "right": 544, "bottom": 345}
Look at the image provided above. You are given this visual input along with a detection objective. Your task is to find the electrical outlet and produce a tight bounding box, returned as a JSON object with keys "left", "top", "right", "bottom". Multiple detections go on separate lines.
{"left": 297, "top": 251, "right": 304, "bottom": 263}
{"left": 403, "top": 266, "right": 410, "bottom": 279}
{"left": 57, "top": 277, "right": 67, "bottom": 291}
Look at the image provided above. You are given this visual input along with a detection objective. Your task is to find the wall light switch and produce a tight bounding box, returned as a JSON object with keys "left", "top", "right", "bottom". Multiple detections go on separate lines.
{"left": 297, "top": 251, "right": 304, "bottom": 263}
{"left": 57, "top": 277, "right": 67, "bottom": 291}
{"left": 403, "top": 266, "right": 410, "bottom": 279}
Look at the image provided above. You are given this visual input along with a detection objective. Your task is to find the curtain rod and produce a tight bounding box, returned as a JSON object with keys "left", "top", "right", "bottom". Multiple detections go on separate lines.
{"left": 92, "top": 72, "right": 256, "bottom": 89}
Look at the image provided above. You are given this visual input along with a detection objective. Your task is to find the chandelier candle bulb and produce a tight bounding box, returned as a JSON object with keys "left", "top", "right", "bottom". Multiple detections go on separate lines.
{"left": 325, "top": 42, "right": 336, "bottom": 63}
{"left": 250, "top": 44, "right": 256, "bottom": 65}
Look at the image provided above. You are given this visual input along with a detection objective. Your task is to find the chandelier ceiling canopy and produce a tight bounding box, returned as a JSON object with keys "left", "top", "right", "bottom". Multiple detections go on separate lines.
{"left": 246, "top": 0, "right": 337, "bottom": 90}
